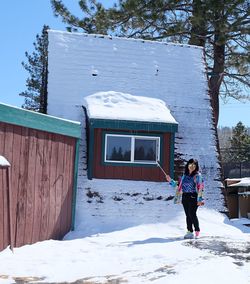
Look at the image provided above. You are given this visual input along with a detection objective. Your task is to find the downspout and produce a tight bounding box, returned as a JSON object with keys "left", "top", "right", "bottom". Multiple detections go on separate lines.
{"left": 82, "top": 106, "right": 93, "bottom": 180}
{"left": 170, "top": 133, "right": 175, "bottom": 178}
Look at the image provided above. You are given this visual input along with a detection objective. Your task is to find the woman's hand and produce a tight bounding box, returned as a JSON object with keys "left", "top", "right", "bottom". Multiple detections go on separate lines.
{"left": 166, "top": 174, "right": 171, "bottom": 182}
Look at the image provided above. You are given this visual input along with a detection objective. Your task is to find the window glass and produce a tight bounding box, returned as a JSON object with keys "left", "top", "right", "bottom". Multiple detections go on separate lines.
{"left": 134, "top": 139, "right": 157, "bottom": 161}
{"left": 106, "top": 136, "right": 131, "bottom": 161}
{"left": 105, "top": 134, "right": 160, "bottom": 164}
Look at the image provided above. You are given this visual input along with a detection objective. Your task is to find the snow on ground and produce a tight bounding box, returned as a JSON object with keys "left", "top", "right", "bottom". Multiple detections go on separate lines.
{"left": 0, "top": 178, "right": 249, "bottom": 284}
{"left": 0, "top": 155, "right": 10, "bottom": 167}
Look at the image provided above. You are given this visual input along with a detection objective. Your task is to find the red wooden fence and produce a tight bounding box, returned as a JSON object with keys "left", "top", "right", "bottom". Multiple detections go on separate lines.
{"left": 0, "top": 122, "right": 76, "bottom": 251}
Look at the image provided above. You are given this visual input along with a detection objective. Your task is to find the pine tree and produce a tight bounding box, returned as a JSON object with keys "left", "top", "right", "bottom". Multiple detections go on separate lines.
{"left": 223, "top": 121, "right": 250, "bottom": 176}
{"left": 19, "top": 25, "right": 49, "bottom": 113}
{"left": 230, "top": 121, "right": 250, "bottom": 162}
{"left": 50, "top": 0, "right": 250, "bottom": 126}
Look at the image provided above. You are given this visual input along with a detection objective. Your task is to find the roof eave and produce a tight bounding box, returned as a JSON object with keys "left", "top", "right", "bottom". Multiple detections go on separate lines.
{"left": 89, "top": 118, "right": 178, "bottom": 133}
{"left": 0, "top": 103, "right": 81, "bottom": 138}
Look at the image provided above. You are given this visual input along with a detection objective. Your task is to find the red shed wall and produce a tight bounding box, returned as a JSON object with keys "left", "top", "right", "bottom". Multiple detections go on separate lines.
{"left": 0, "top": 122, "right": 76, "bottom": 251}
{"left": 93, "top": 129, "right": 171, "bottom": 181}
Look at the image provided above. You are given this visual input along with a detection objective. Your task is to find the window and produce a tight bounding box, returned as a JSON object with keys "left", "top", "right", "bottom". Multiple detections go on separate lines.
{"left": 106, "top": 135, "right": 131, "bottom": 161}
{"left": 105, "top": 134, "right": 160, "bottom": 164}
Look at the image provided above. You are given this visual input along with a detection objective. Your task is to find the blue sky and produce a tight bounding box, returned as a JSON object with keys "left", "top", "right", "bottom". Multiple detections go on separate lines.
{"left": 0, "top": 0, "right": 249, "bottom": 128}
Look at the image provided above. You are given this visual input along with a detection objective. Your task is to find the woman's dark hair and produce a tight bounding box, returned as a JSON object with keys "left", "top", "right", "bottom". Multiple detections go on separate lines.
{"left": 184, "top": 158, "right": 199, "bottom": 176}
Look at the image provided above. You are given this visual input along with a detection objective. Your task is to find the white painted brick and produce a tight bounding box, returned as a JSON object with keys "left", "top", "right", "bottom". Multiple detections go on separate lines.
{"left": 47, "top": 30, "right": 223, "bottom": 210}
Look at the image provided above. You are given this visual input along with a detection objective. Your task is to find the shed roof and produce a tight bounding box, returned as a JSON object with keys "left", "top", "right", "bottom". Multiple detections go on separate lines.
{"left": 0, "top": 102, "right": 81, "bottom": 138}
{"left": 84, "top": 91, "right": 178, "bottom": 125}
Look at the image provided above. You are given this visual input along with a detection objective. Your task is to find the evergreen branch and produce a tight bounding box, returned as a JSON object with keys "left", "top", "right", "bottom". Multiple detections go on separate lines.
{"left": 225, "top": 73, "right": 250, "bottom": 87}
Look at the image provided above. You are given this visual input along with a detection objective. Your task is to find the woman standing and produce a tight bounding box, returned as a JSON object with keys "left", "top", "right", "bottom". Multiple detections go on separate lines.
{"left": 166, "top": 158, "right": 204, "bottom": 239}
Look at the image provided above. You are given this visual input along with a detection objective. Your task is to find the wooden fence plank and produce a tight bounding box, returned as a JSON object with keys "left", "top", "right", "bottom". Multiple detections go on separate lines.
{"left": 15, "top": 127, "right": 29, "bottom": 247}
{"left": 11, "top": 125, "right": 22, "bottom": 247}
{"left": 0, "top": 170, "right": 4, "bottom": 251}
{"left": 39, "top": 132, "right": 52, "bottom": 241}
{"left": 55, "top": 136, "right": 65, "bottom": 239}
{"left": 0, "top": 123, "right": 5, "bottom": 250}
{"left": 60, "top": 141, "right": 70, "bottom": 236}
{"left": 66, "top": 141, "right": 75, "bottom": 232}
{"left": 6, "top": 168, "right": 14, "bottom": 251}
{"left": 31, "top": 131, "right": 44, "bottom": 244}
{"left": 24, "top": 129, "right": 37, "bottom": 244}
{"left": 47, "top": 134, "right": 59, "bottom": 240}
{"left": 3, "top": 124, "right": 14, "bottom": 247}
{"left": 62, "top": 139, "right": 75, "bottom": 234}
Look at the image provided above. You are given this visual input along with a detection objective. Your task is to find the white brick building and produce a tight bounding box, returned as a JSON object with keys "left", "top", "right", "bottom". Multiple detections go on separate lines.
{"left": 47, "top": 30, "right": 223, "bottom": 209}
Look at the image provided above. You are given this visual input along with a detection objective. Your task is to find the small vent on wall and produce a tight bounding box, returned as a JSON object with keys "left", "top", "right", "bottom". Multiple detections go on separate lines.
{"left": 91, "top": 66, "right": 99, "bottom": 76}
{"left": 155, "top": 64, "right": 159, "bottom": 76}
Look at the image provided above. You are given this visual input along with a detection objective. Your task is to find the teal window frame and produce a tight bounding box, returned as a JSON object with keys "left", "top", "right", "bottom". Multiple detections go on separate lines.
{"left": 87, "top": 118, "right": 178, "bottom": 179}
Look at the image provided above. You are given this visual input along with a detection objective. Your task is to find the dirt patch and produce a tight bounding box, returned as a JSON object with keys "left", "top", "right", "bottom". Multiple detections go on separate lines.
{"left": 183, "top": 236, "right": 250, "bottom": 264}
{"left": 7, "top": 275, "right": 127, "bottom": 284}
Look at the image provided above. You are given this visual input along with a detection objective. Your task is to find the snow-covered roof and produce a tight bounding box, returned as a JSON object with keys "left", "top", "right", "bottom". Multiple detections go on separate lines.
{"left": 49, "top": 29, "right": 204, "bottom": 49}
{"left": 0, "top": 155, "right": 10, "bottom": 167}
{"left": 84, "top": 91, "right": 177, "bottom": 124}
{"left": 226, "top": 178, "right": 250, "bottom": 187}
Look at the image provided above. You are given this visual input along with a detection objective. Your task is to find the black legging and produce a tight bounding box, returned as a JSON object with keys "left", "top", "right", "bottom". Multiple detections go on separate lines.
{"left": 182, "top": 193, "right": 200, "bottom": 232}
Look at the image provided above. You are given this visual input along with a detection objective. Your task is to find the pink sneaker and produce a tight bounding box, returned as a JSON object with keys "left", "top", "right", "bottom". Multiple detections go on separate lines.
{"left": 195, "top": 231, "right": 200, "bottom": 238}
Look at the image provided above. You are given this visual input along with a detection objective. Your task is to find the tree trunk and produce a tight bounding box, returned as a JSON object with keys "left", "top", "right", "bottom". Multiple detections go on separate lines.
{"left": 209, "top": 36, "right": 225, "bottom": 126}
{"left": 208, "top": 1, "right": 226, "bottom": 127}
{"left": 189, "top": 0, "right": 207, "bottom": 47}
{"left": 40, "top": 57, "right": 48, "bottom": 114}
